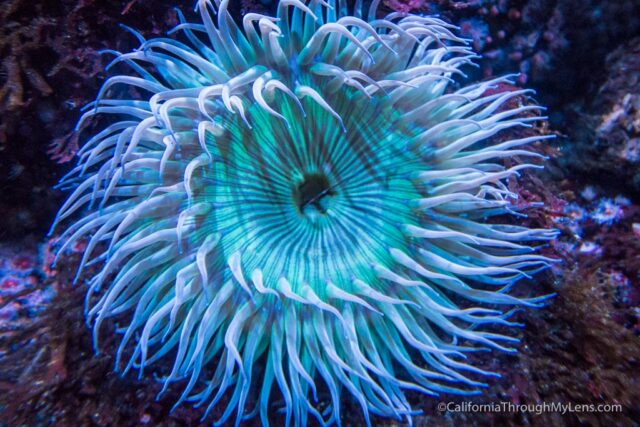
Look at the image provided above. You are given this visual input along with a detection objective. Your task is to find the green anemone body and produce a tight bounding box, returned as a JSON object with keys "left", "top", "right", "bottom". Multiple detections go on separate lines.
{"left": 52, "top": 0, "right": 557, "bottom": 425}
{"left": 210, "top": 89, "right": 419, "bottom": 291}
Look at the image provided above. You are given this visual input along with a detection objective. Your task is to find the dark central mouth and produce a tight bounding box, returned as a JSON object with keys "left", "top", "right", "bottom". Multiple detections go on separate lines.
{"left": 294, "top": 173, "right": 335, "bottom": 215}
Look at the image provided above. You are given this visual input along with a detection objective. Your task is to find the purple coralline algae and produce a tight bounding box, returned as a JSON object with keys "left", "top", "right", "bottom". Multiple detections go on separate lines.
{"left": 0, "top": 241, "right": 56, "bottom": 331}
{"left": 553, "top": 188, "right": 633, "bottom": 255}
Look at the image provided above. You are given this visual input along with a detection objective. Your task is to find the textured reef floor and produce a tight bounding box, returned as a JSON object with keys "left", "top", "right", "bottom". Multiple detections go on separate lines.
{"left": 1, "top": 0, "right": 640, "bottom": 426}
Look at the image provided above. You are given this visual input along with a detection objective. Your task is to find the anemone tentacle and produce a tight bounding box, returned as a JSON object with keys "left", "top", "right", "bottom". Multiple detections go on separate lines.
{"left": 52, "top": 1, "right": 557, "bottom": 425}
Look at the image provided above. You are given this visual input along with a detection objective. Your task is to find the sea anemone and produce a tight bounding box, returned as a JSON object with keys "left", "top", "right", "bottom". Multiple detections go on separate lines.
{"left": 51, "top": 0, "right": 557, "bottom": 425}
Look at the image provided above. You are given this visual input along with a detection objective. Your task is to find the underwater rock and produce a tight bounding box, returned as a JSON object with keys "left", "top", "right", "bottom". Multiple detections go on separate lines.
{"left": 567, "top": 37, "right": 640, "bottom": 195}
{"left": 381, "top": 0, "right": 640, "bottom": 112}
{"left": 0, "top": 0, "right": 194, "bottom": 239}
{"left": 0, "top": 240, "right": 55, "bottom": 331}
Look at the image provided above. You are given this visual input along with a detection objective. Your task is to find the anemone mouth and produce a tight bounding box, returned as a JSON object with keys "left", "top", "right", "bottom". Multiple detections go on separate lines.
{"left": 294, "top": 173, "right": 335, "bottom": 216}
{"left": 50, "top": 0, "right": 557, "bottom": 425}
